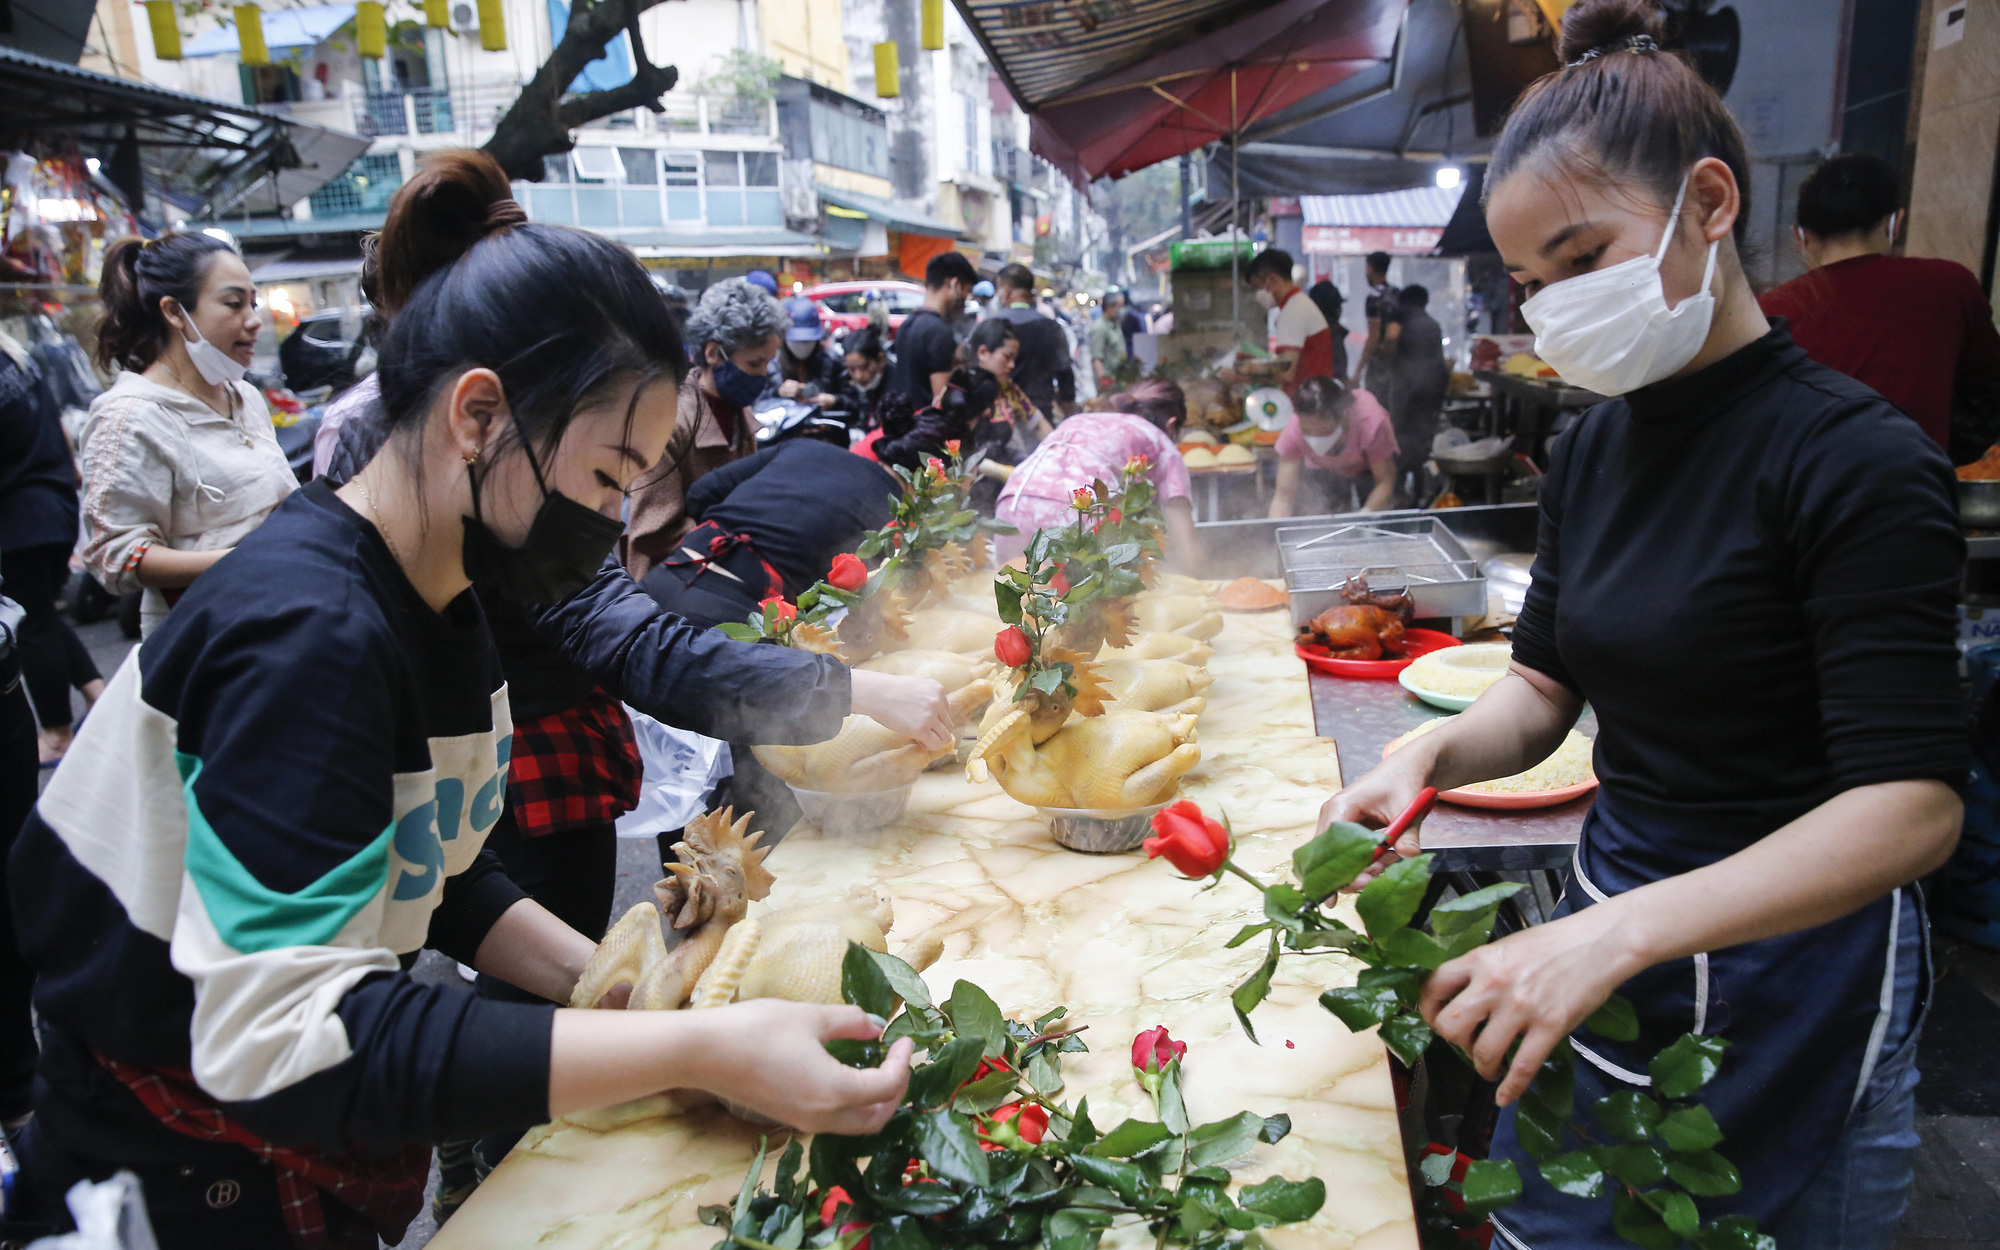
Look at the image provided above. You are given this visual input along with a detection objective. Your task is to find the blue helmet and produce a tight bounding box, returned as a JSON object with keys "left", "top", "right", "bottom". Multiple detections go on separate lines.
{"left": 784, "top": 296, "right": 825, "bottom": 342}
{"left": 745, "top": 269, "right": 779, "bottom": 295}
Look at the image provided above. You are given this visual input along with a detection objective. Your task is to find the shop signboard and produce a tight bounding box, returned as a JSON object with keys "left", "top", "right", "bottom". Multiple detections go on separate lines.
{"left": 1302, "top": 224, "right": 1443, "bottom": 256}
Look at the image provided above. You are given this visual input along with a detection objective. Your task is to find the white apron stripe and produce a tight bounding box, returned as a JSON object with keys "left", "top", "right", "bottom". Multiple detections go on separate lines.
{"left": 1490, "top": 1211, "right": 1536, "bottom": 1250}
{"left": 1693, "top": 953, "right": 1710, "bottom": 1035}
{"left": 1572, "top": 1037, "right": 1652, "bottom": 1087}
{"left": 1850, "top": 887, "right": 1901, "bottom": 1113}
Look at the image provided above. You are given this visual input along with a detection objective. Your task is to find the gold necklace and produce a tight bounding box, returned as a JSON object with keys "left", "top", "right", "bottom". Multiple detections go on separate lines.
{"left": 351, "top": 476, "right": 407, "bottom": 570}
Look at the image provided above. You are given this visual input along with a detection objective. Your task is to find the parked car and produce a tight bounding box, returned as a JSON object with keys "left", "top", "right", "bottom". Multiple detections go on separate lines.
{"left": 803, "top": 280, "right": 926, "bottom": 341}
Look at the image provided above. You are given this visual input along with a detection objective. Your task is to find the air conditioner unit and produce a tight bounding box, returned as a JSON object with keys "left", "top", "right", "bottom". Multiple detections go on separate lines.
{"left": 450, "top": 1, "right": 478, "bottom": 32}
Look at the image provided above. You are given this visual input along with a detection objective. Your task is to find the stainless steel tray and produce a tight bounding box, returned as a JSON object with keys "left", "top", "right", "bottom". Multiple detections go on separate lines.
{"left": 1277, "top": 517, "right": 1487, "bottom": 626}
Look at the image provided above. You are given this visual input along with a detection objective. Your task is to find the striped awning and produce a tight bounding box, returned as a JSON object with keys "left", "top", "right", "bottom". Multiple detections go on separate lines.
{"left": 1301, "top": 185, "right": 1463, "bottom": 227}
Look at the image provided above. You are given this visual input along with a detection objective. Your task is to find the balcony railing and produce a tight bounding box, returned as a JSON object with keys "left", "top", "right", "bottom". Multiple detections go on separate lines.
{"left": 357, "top": 86, "right": 454, "bottom": 137}
{"left": 517, "top": 180, "right": 784, "bottom": 232}
{"left": 337, "top": 85, "right": 774, "bottom": 143}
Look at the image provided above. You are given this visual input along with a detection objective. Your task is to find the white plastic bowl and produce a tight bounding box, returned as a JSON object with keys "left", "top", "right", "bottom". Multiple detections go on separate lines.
{"left": 786, "top": 783, "right": 915, "bottom": 835}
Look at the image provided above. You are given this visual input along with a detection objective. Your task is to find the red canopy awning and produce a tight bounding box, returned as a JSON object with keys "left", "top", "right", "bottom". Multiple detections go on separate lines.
{"left": 958, "top": 0, "right": 1406, "bottom": 185}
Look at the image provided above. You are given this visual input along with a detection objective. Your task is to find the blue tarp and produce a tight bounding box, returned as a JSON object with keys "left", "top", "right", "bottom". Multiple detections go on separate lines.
{"left": 184, "top": 3, "right": 358, "bottom": 58}
{"left": 546, "top": 0, "right": 635, "bottom": 94}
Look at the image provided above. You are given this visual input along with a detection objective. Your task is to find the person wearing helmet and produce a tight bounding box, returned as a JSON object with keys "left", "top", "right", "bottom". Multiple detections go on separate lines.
{"left": 765, "top": 296, "right": 846, "bottom": 410}
{"left": 744, "top": 269, "right": 780, "bottom": 296}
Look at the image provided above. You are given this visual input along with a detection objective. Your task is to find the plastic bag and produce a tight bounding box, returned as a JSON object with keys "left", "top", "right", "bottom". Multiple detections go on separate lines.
{"left": 27, "top": 1172, "right": 158, "bottom": 1250}
{"left": 614, "top": 708, "right": 733, "bottom": 840}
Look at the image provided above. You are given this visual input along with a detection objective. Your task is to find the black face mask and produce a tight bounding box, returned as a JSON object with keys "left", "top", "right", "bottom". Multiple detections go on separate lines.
{"left": 461, "top": 428, "right": 623, "bottom": 604}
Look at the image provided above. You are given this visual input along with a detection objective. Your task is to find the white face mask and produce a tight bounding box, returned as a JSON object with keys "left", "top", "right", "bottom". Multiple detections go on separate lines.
{"left": 1519, "top": 174, "right": 1720, "bottom": 397}
{"left": 1303, "top": 433, "right": 1339, "bottom": 456}
{"left": 1253, "top": 288, "right": 1277, "bottom": 311}
{"left": 785, "top": 339, "right": 818, "bottom": 359}
{"left": 172, "top": 302, "right": 248, "bottom": 387}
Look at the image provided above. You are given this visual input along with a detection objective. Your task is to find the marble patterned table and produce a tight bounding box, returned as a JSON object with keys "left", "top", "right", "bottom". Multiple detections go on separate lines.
{"left": 432, "top": 599, "right": 1419, "bottom": 1250}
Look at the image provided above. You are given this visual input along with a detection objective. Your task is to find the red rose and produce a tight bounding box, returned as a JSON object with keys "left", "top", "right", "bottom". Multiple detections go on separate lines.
{"left": 981, "top": 1101, "right": 1050, "bottom": 1147}
{"left": 944, "top": 439, "right": 962, "bottom": 455}
{"left": 761, "top": 595, "right": 797, "bottom": 622}
{"left": 1143, "top": 800, "right": 1230, "bottom": 877}
{"left": 1071, "top": 488, "right": 1095, "bottom": 511}
{"left": 1105, "top": 507, "right": 1123, "bottom": 526}
{"left": 828, "top": 553, "right": 868, "bottom": 591}
{"left": 927, "top": 456, "right": 946, "bottom": 475}
{"left": 994, "top": 626, "right": 1032, "bottom": 669}
{"left": 1131, "top": 1025, "right": 1187, "bottom": 1075}
{"left": 968, "top": 1055, "right": 1014, "bottom": 1084}
{"left": 1126, "top": 454, "right": 1150, "bottom": 471}
{"left": 1049, "top": 569, "right": 1071, "bottom": 595}
{"left": 820, "top": 1186, "right": 853, "bottom": 1226}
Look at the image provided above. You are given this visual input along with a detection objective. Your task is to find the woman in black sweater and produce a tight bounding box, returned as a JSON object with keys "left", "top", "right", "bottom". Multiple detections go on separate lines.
{"left": 1323, "top": 3, "right": 1964, "bottom": 1246}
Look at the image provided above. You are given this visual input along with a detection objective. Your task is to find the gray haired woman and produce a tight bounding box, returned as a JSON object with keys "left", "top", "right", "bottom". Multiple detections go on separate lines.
{"left": 627, "top": 278, "right": 785, "bottom": 575}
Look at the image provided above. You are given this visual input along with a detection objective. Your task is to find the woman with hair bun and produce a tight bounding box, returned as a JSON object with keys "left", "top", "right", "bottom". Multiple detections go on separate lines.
{"left": 993, "top": 378, "right": 1201, "bottom": 569}
{"left": 1760, "top": 152, "right": 2000, "bottom": 455}
{"left": 12, "top": 152, "right": 912, "bottom": 1247}
{"left": 80, "top": 231, "right": 297, "bottom": 636}
{"left": 1322, "top": 2, "right": 1963, "bottom": 1245}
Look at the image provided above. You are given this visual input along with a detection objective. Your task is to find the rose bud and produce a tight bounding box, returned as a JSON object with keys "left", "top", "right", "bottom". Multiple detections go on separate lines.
{"left": 1142, "top": 800, "right": 1230, "bottom": 877}
{"left": 994, "top": 626, "right": 1032, "bottom": 669}
{"left": 827, "top": 552, "right": 868, "bottom": 591}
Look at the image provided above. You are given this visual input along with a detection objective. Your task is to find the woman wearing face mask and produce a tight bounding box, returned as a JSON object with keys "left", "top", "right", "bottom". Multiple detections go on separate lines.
{"left": 81, "top": 233, "right": 298, "bottom": 637}
{"left": 1267, "top": 376, "right": 1397, "bottom": 516}
{"left": 968, "top": 319, "right": 1054, "bottom": 460}
{"left": 624, "top": 279, "right": 783, "bottom": 579}
{"left": 1759, "top": 153, "right": 2000, "bottom": 456}
{"left": 1319, "top": 4, "right": 1963, "bottom": 1246}
{"left": 10, "top": 165, "right": 911, "bottom": 1249}
{"left": 765, "top": 296, "right": 848, "bottom": 410}
{"left": 835, "top": 327, "right": 891, "bottom": 433}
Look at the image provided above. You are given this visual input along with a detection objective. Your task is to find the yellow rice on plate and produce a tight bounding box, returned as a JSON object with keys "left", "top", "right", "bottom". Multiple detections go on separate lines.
{"left": 1403, "top": 643, "right": 1514, "bottom": 699}
{"left": 1396, "top": 718, "right": 1596, "bottom": 794}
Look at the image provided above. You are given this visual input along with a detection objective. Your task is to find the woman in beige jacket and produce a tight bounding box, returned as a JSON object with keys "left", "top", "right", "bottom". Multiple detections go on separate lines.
{"left": 81, "top": 233, "right": 295, "bottom": 636}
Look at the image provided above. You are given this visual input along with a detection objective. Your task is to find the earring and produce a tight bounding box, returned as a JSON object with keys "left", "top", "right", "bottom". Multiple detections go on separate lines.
{"left": 463, "top": 451, "right": 478, "bottom": 466}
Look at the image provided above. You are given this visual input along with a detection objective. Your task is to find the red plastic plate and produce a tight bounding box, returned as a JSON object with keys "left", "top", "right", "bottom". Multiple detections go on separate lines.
{"left": 1295, "top": 628, "right": 1462, "bottom": 679}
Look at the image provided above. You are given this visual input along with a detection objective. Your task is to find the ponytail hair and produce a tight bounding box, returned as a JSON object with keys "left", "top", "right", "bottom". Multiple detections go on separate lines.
{"left": 372, "top": 148, "right": 686, "bottom": 474}
{"left": 94, "top": 231, "right": 234, "bottom": 372}
{"left": 938, "top": 365, "right": 1001, "bottom": 425}
{"left": 1485, "top": 0, "right": 1752, "bottom": 243}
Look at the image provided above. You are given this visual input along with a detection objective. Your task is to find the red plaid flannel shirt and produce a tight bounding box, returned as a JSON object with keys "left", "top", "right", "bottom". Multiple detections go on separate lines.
{"left": 507, "top": 689, "right": 643, "bottom": 837}
{"left": 96, "top": 1055, "right": 429, "bottom": 1249}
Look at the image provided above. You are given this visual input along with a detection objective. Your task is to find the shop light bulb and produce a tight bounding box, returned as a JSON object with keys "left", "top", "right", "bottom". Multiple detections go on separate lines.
{"left": 268, "top": 287, "right": 297, "bottom": 319}
{"left": 86, "top": 158, "right": 101, "bottom": 173}
{"left": 1435, "top": 166, "right": 1462, "bottom": 190}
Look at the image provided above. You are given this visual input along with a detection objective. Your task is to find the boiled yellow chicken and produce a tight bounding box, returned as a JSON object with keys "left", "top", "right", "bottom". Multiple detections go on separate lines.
{"left": 968, "top": 709, "right": 1201, "bottom": 810}
{"left": 1147, "top": 573, "right": 1219, "bottom": 603}
{"left": 898, "top": 607, "right": 1007, "bottom": 656}
{"left": 1096, "top": 657, "right": 1212, "bottom": 715}
{"left": 1101, "top": 633, "right": 1214, "bottom": 666}
{"left": 690, "top": 885, "right": 944, "bottom": 1007}
{"left": 753, "top": 678, "right": 992, "bottom": 792}
{"left": 859, "top": 649, "right": 996, "bottom": 706}
{"left": 1131, "top": 593, "right": 1224, "bottom": 641}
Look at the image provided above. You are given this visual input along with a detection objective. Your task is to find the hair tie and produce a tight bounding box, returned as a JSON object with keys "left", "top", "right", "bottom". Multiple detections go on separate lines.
{"left": 484, "top": 198, "right": 528, "bottom": 232}
{"left": 1567, "top": 32, "right": 1658, "bottom": 67}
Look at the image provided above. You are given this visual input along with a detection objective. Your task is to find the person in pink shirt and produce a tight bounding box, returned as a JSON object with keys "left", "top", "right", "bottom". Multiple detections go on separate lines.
{"left": 995, "top": 379, "right": 1200, "bottom": 570}
{"left": 1268, "top": 377, "right": 1399, "bottom": 516}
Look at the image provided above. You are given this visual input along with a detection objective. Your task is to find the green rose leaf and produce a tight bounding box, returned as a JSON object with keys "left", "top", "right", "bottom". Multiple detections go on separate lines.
{"left": 1263, "top": 883, "right": 1312, "bottom": 932}
{"left": 1531, "top": 1042, "right": 1576, "bottom": 1119}
{"left": 1378, "top": 1012, "right": 1435, "bottom": 1067}
{"left": 1068, "top": 1154, "right": 1145, "bottom": 1202}
{"left": 1666, "top": 1148, "right": 1743, "bottom": 1197}
{"left": 1515, "top": 1089, "right": 1568, "bottom": 1162}
{"left": 1584, "top": 995, "right": 1641, "bottom": 1043}
{"left": 1356, "top": 964, "right": 1427, "bottom": 1003}
{"left": 948, "top": 980, "right": 1008, "bottom": 1056}
{"left": 1595, "top": 1143, "right": 1668, "bottom": 1189}
{"left": 1611, "top": 1189, "right": 1681, "bottom": 1250}
{"left": 864, "top": 948, "right": 935, "bottom": 1014}
{"left": 1356, "top": 853, "right": 1434, "bottom": 939}
{"left": 871, "top": 1213, "right": 942, "bottom": 1250}
{"left": 1536, "top": 1151, "right": 1606, "bottom": 1199}
{"left": 1259, "top": 1113, "right": 1292, "bottom": 1145}
{"left": 1319, "top": 984, "right": 1402, "bottom": 1032}
{"left": 1375, "top": 927, "right": 1450, "bottom": 970}
{"left": 1066, "top": 1097, "right": 1099, "bottom": 1148}
{"left": 1661, "top": 1189, "right": 1701, "bottom": 1239}
{"left": 1694, "top": 1215, "right": 1777, "bottom": 1250}
{"left": 950, "top": 1069, "right": 1019, "bottom": 1115}
{"left": 912, "top": 1108, "right": 991, "bottom": 1189}
{"left": 1231, "top": 935, "right": 1280, "bottom": 1042}
{"left": 717, "top": 621, "right": 764, "bottom": 642}
{"left": 1157, "top": 1064, "right": 1190, "bottom": 1136}
{"left": 1430, "top": 882, "right": 1525, "bottom": 935}
{"left": 1187, "top": 1110, "right": 1267, "bottom": 1167}
{"left": 905, "top": 1035, "right": 988, "bottom": 1110}
{"left": 1237, "top": 1176, "right": 1326, "bottom": 1223}
{"left": 842, "top": 942, "right": 897, "bottom": 1021}
{"left": 1293, "top": 821, "right": 1383, "bottom": 900}
{"left": 1418, "top": 1152, "right": 1456, "bottom": 1187}
{"left": 995, "top": 582, "right": 1024, "bottom": 624}
{"left": 1658, "top": 1103, "right": 1725, "bottom": 1153}
{"left": 1043, "top": 1208, "right": 1113, "bottom": 1250}
{"left": 1087, "top": 1119, "right": 1176, "bottom": 1159}
{"left": 1459, "top": 1159, "right": 1523, "bottom": 1216}
{"left": 1592, "top": 1090, "right": 1665, "bottom": 1143}
{"left": 824, "top": 1038, "right": 886, "bottom": 1068}
{"left": 1651, "top": 1033, "right": 1730, "bottom": 1099}
{"left": 1225, "top": 923, "right": 1272, "bottom": 949}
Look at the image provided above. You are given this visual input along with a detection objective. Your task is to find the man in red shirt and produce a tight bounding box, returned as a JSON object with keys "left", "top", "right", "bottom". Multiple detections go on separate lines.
{"left": 1760, "top": 153, "right": 2000, "bottom": 452}
{"left": 1231, "top": 248, "right": 1337, "bottom": 395}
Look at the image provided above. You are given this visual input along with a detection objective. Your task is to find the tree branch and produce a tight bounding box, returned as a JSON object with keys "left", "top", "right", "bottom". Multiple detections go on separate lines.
{"left": 481, "top": 0, "right": 682, "bottom": 181}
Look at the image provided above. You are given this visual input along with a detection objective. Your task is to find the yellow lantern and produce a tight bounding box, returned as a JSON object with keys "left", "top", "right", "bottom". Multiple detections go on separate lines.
{"left": 356, "top": 0, "right": 386, "bottom": 58}
{"left": 425, "top": 0, "right": 450, "bottom": 27}
{"left": 920, "top": 0, "right": 944, "bottom": 50}
{"left": 477, "top": 0, "right": 508, "bottom": 51}
{"left": 874, "top": 41, "right": 900, "bottom": 98}
{"left": 144, "top": 0, "right": 182, "bottom": 60}
{"left": 235, "top": 5, "right": 269, "bottom": 67}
